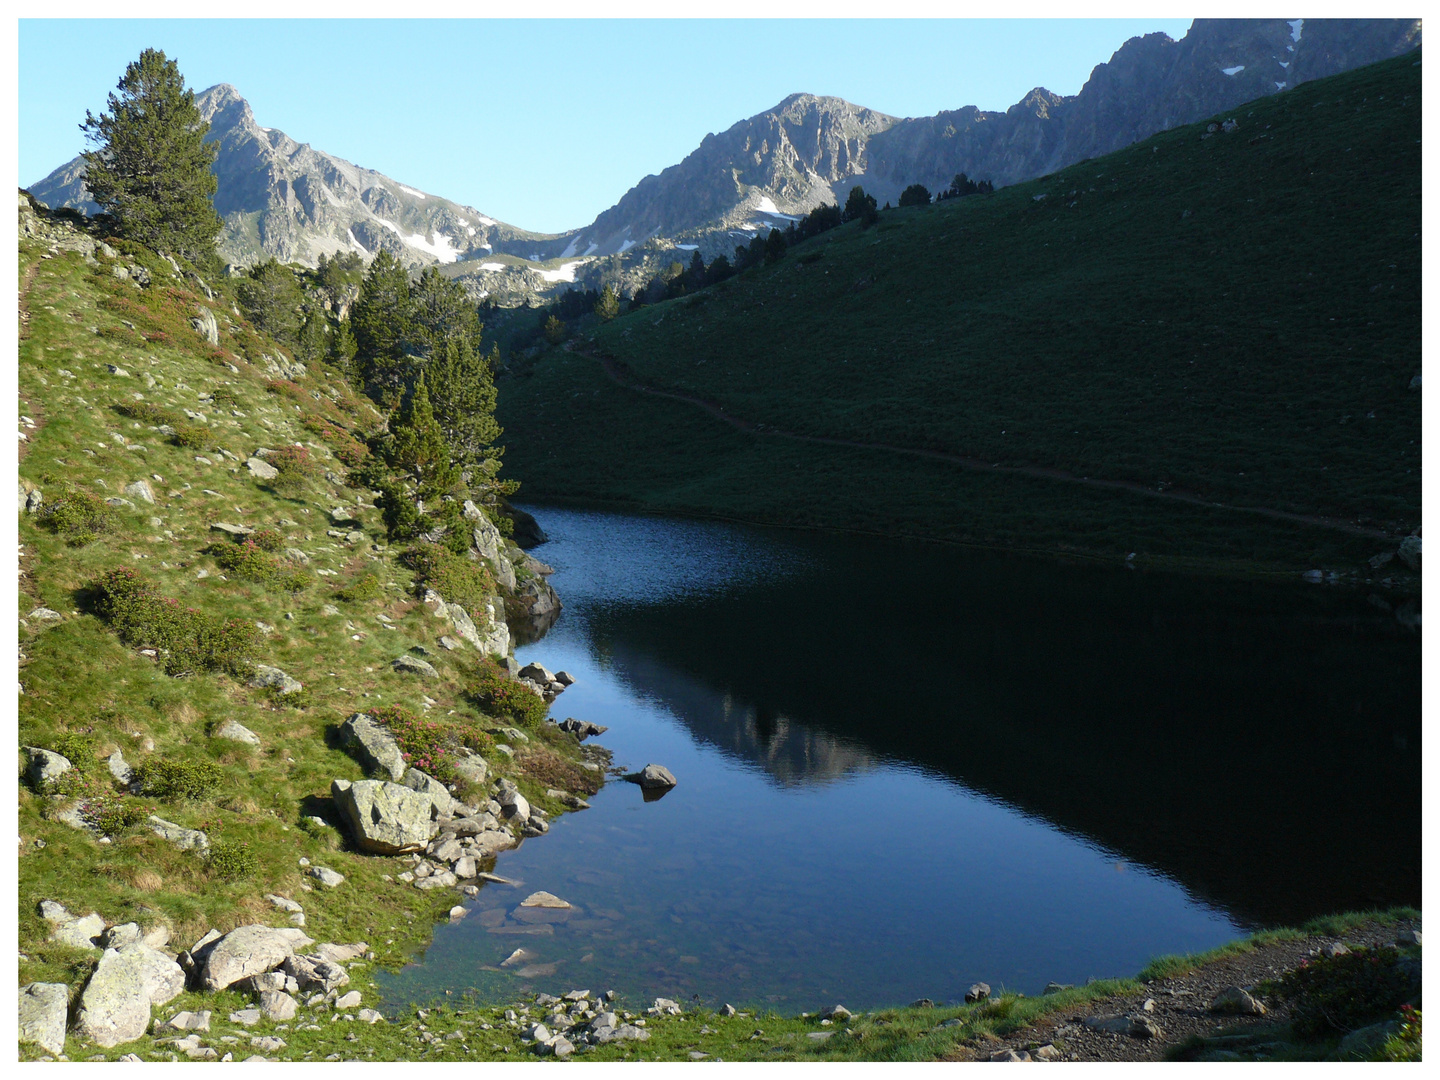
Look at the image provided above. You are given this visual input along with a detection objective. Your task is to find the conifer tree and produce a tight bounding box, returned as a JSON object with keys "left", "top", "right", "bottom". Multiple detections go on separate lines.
{"left": 80, "top": 49, "right": 221, "bottom": 264}
{"left": 427, "top": 339, "right": 502, "bottom": 470}
{"left": 351, "top": 250, "right": 413, "bottom": 397}
{"left": 594, "top": 284, "right": 620, "bottom": 322}
{"left": 387, "top": 375, "right": 458, "bottom": 493}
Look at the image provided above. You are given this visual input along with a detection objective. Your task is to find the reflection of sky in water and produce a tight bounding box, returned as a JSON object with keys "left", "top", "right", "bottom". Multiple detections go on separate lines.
{"left": 522, "top": 507, "right": 811, "bottom": 608}
{"left": 377, "top": 507, "right": 1259, "bottom": 1013}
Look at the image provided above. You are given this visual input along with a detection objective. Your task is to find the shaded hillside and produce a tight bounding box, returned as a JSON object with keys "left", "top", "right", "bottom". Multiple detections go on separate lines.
{"left": 496, "top": 53, "right": 1421, "bottom": 574}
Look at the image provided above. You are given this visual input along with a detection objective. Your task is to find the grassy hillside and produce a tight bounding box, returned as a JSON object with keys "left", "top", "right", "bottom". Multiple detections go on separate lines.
{"left": 15, "top": 200, "right": 602, "bottom": 1052}
{"left": 498, "top": 52, "right": 1420, "bottom": 576}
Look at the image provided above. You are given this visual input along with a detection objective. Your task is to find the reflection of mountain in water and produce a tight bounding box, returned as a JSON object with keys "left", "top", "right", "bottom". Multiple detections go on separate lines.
{"left": 593, "top": 638, "right": 876, "bottom": 786}
{"left": 562, "top": 536, "right": 1420, "bottom": 930}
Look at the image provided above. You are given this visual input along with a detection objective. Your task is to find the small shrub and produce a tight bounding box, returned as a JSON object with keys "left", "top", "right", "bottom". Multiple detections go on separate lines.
{"left": 50, "top": 732, "right": 97, "bottom": 770}
{"left": 93, "top": 566, "right": 261, "bottom": 677}
{"left": 170, "top": 422, "right": 210, "bottom": 450}
{"left": 209, "top": 386, "right": 240, "bottom": 408}
{"left": 132, "top": 758, "right": 225, "bottom": 800}
{"left": 209, "top": 541, "right": 309, "bottom": 592}
{"left": 142, "top": 331, "right": 169, "bottom": 345}
{"left": 267, "top": 445, "right": 320, "bottom": 492}
{"left": 403, "top": 543, "right": 496, "bottom": 615}
{"left": 367, "top": 705, "right": 492, "bottom": 786}
{"left": 1374, "top": 1005, "right": 1422, "bottom": 1061}
{"left": 81, "top": 794, "right": 151, "bottom": 836}
{"left": 333, "top": 574, "right": 384, "bottom": 603}
{"left": 1277, "top": 946, "right": 1418, "bottom": 1039}
{"left": 248, "top": 528, "right": 285, "bottom": 553}
{"left": 266, "top": 378, "right": 306, "bottom": 401}
{"left": 39, "top": 491, "right": 119, "bottom": 546}
{"left": 207, "top": 841, "right": 259, "bottom": 880}
{"left": 469, "top": 661, "right": 549, "bottom": 727}
{"left": 113, "top": 402, "right": 172, "bottom": 424}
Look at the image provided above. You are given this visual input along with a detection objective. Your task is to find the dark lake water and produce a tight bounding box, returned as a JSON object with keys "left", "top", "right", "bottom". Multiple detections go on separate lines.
{"left": 378, "top": 506, "right": 1421, "bottom": 1014}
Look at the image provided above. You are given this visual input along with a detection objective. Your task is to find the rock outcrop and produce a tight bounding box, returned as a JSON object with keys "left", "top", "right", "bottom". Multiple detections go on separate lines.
{"left": 75, "top": 943, "right": 186, "bottom": 1047}
{"left": 331, "top": 778, "right": 439, "bottom": 854}
{"left": 337, "top": 712, "right": 407, "bottom": 781}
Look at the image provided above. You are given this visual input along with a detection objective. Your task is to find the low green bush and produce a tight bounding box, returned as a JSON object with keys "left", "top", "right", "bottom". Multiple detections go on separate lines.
{"left": 207, "top": 841, "right": 259, "bottom": 880}
{"left": 402, "top": 543, "right": 496, "bottom": 615}
{"left": 333, "top": 574, "right": 384, "bottom": 603}
{"left": 367, "top": 705, "right": 492, "bottom": 786}
{"left": 248, "top": 528, "right": 285, "bottom": 552}
{"left": 170, "top": 422, "right": 210, "bottom": 450}
{"left": 469, "top": 661, "right": 549, "bottom": 727}
{"left": 1277, "top": 946, "right": 1419, "bottom": 1039}
{"left": 80, "top": 794, "right": 151, "bottom": 836}
{"left": 38, "top": 492, "right": 120, "bottom": 546}
{"left": 92, "top": 566, "right": 261, "bottom": 677}
{"left": 1374, "top": 1006, "right": 1422, "bottom": 1061}
{"left": 209, "top": 541, "right": 310, "bottom": 592}
{"left": 209, "top": 386, "right": 240, "bottom": 408}
{"left": 50, "top": 732, "right": 97, "bottom": 770}
{"left": 112, "top": 402, "right": 173, "bottom": 424}
{"left": 132, "top": 758, "right": 225, "bottom": 800}
{"left": 266, "top": 445, "right": 321, "bottom": 492}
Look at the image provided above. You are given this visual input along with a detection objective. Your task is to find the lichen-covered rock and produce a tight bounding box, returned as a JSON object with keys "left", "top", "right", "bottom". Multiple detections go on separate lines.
{"left": 403, "top": 767, "right": 455, "bottom": 817}
{"left": 123, "top": 480, "right": 155, "bottom": 505}
{"left": 337, "top": 712, "right": 406, "bottom": 781}
{"left": 391, "top": 654, "right": 438, "bottom": 678}
{"left": 249, "top": 664, "right": 301, "bottom": 695}
{"left": 147, "top": 815, "right": 209, "bottom": 851}
{"left": 25, "top": 746, "right": 72, "bottom": 790}
{"left": 214, "top": 719, "right": 261, "bottom": 746}
{"left": 190, "top": 306, "right": 219, "bottom": 346}
{"left": 200, "top": 926, "right": 298, "bottom": 992}
{"left": 246, "top": 457, "right": 279, "bottom": 480}
{"left": 75, "top": 944, "right": 186, "bottom": 1047}
{"left": 330, "top": 778, "right": 439, "bottom": 855}
{"left": 40, "top": 901, "right": 105, "bottom": 948}
{"left": 19, "top": 982, "right": 69, "bottom": 1055}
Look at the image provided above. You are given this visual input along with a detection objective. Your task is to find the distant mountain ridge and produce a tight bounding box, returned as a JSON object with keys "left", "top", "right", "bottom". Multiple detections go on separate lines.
{"left": 27, "top": 18, "right": 1420, "bottom": 284}
{"left": 28, "top": 83, "right": 558, "bottom": 271}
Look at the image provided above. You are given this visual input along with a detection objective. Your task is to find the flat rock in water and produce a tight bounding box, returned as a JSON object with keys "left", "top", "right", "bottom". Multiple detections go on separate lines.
{"left": 627, "top": 763, "right": 676, "bottom": 791}
{"left": 201, "top": 926, "right": 298, "bottom": 992}
{"left": 19, "top": 982, "right": 70, "bottom": 1055}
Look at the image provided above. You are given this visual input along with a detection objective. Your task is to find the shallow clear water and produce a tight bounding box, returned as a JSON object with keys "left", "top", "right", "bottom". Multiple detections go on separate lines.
{"left": 378, "top": 507, "right": 1421, "bottom": 1013}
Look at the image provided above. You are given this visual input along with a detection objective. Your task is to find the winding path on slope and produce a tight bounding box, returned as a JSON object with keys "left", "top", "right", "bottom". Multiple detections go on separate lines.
{"left": 574, "top": 345, "right": 1393, "bottom": 542}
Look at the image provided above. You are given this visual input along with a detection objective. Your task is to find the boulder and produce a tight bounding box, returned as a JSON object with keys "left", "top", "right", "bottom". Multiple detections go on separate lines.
{"left": 1398, "top": 534, "right": 1421, "bottom": 571}
{"left": 820, "top": 1004, "right": 852, "bottom": 1021}
{"left": 554, "top": 671, "right": 575, "bottom": 686}
{"left": 499, "top": 789, "right": 531, "bottom": 822}
{"left": 75, "top": 944, "right": 186, "bottom": 1048}
{"left": 190, "top": 306, "right": 219, "bottom": 347}
{"left": 123, "top": 480, "right": 155, "bottom": 505}
{"left": 559, "top": 717, "right": 607, "bottom": 740}
{"left": 214, "top": 719, "right": 261, "bottom": 746}
{"left": 280, "top": 953, "right": 350, "bottom": 993}
{"left": 106, "top": 750, "right": 134, "bottom": 786}
{"left": 330, "top": 778, "right": 438, "bottom": 854}
{"left": 518, "top": 662, "right": 556, "bottom": 685}
{"left": 209, "top": 522, "right": 254, "bottom": 537}
{"left": 102, "top": 923, "right": 142, "bottom": 949}
{"left": 391, "top": 654, "right": 439, "bottom": 678}
{"left": 200, "top": 926, "right": 298, "bottom": 991}
{"left": 249, "top": 664, "right": 302, "bottom": 695}
{"left": 258, "top": 992, "right": 297, "bottom": 1022}
{"left": 1210, "top": 986, "right": 1266, "bottom": 1016}
{"left": 464, "top": 502, "right": 518, "bottom": 591}
{"left": 404, "top": 767, "right": 455, "bottom": 816}
{"left": 246, "top": 457, "right": 279, "bottom": 480}
{"left": 627, "top": 764, "right": 677, "bottom": 791}
{"left": 965, "top": 983, "right": 991, "bottom": 1003}
{"left": 41, "top": 902, "right": 105, "bottom": 949}
{"left": 18, "top": 982, "right": 70, "bottom": 1055}
{"left": 337, "top": 712, "right": 406, "bottom": 781}
{"left": 452, "top": 754, "right": 489, "bottom": 788}
{"left": 308, "top": 866, "right": 345, "bottom": 888}
{"left": 1336, "top": 1020, "right": 1403, "bottom": 1060}
{"left": 25, "top": 746, "right": 72, "bottom": 790}
{"left": 147, "top": 815, "right": 209, "bottom": 851}
{"left": 335, "top": 991, "right": 362, "bottom": 1009}
{"left": 153, "top": 1010, "right": 211, "bottom": 1034}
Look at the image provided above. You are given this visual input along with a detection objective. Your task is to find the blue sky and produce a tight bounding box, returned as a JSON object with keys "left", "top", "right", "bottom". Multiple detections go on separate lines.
{"left": 19, "top": 19, "right": 1193, "bottom": 235}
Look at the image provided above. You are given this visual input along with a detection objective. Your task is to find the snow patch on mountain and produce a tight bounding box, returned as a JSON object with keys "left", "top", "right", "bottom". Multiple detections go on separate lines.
{"left": 479, "top": 262, "right": 506, "bottom": 271}
{"left": 374, "top": 218, "right": 460, "bottom": 263}
{"left": 398, "top": 185, "right": 427, "bottom": 199}
{"left": 1222, "top": 66, "right": 1245, "bottom": 76}
{"left": 1289, "top": 19, "right": 1304, "bottom": 43}
{"left": 534, "top": 260, "right": 586, "bottom": 283}
{"left": 559, "top": 236, "right": 582, "bottom": 258}
{"left": 755, "top": 195, "right": 801, "bottom": 221}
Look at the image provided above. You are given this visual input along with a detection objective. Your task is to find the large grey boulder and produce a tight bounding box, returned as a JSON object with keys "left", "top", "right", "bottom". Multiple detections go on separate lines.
{"left": 1398, "top": 534, "right": 1422, "bottom": 571}
{"left": 438, "top": 595, "right": 510, "bottom": 657}
{"left": 249, "top": 664, "right": 302, "bottom": 695}
{"left": 19, "top": 982, "right": 70, "bottom": 1055}
{"left": 75, "top": 944, "right": 186, "bottom": 1048}
{"left": 106, "top": 750, "right": 134, "bottom": 785}
{"left": 452, "top": 753, "right": 489, "bottom": 788}
{"left": 337, "top": 712, "right": 407, "bottom": 781}
{"left": 331, "top": 778, "right": 438, "bottom": 854}
{"left": 246, "top": 457, "right": 279, "bottom": 481}
{"left": 200, "top": 925, "right": 298, "bottom": 992}
{"left": 25, "top": 746, "right": 72, "bottom": 790}
{"left": 403, "top": 767, "right": 455, "bottom": 816}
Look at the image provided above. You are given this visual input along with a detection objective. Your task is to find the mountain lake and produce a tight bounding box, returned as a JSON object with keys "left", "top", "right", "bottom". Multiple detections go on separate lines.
{"left": 376, "top": 505, "right": 1421, "bottom": 1014}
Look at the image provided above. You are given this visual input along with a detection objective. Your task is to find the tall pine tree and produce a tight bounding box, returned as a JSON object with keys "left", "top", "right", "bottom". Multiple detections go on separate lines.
{"left": 80, "top": 49, "right": 221, "bottom": 264}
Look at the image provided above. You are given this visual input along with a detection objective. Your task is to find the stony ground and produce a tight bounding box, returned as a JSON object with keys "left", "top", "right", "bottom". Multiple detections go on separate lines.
{"left": 951, "top": 917, "right": 1422, "bottom": 1062}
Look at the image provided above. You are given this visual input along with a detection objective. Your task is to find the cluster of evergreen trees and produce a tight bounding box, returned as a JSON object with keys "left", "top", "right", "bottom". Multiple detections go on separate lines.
{"left": 78, "top": 48, "right": 514, "bottom": 548}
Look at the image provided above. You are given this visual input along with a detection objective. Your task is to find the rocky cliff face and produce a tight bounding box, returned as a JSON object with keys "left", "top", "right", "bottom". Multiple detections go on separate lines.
{"left": 27, "top": 84, "right": 563, "bottom": 272}
{"left": 558, "top": 17, "right": 1420, "bottom": 260}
